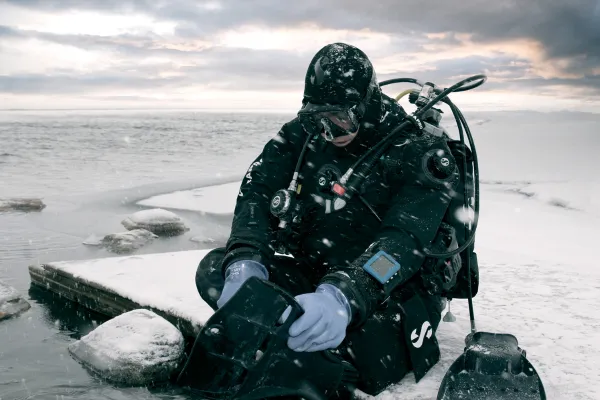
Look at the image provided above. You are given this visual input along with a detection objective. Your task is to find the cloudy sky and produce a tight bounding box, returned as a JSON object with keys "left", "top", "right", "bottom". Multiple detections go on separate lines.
{"left": 0, "top": 0, "right": 599, "bottom": 111}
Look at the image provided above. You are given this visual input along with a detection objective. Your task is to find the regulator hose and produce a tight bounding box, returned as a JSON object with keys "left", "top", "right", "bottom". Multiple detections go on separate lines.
{"left": 349, "top": 74, "right": 485, "bottom": 261}
{"left": 348, "top": 74, "right": 486, "bottom": 175}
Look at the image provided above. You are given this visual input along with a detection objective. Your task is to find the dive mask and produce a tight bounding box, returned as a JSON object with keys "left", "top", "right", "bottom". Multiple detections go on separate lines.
{"left": 298, "top": 102, "right": 360, "bottom": 141}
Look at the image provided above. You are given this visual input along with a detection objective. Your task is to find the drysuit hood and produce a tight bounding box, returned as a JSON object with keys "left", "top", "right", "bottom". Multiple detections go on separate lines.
{"left": 300, "top": 42, "right": 384, "bottom": 151}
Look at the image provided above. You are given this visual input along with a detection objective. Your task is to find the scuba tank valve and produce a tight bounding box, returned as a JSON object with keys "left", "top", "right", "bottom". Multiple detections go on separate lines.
{"left": 416, "top": 82, "right": 436, "bottom": 107}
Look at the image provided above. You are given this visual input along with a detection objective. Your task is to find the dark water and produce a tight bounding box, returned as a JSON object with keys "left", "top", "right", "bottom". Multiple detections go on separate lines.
{"left": 0, "top": 110, "right": 294, "bottom": 400}
{"left": 0, "top": 109, "right": 598, "bottom": 399}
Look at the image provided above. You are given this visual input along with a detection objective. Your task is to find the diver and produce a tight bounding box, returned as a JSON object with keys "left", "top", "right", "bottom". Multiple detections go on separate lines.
{"left": 192, "top": 42, "right": 463, "bottom": 398}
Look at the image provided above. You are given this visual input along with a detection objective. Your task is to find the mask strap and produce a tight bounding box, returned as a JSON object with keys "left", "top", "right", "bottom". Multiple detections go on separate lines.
{"left": 355, "top": 72, "right": 377, "bottom": 119}
{"left": 321, "top": 119, "right": 335, "bottom": 141}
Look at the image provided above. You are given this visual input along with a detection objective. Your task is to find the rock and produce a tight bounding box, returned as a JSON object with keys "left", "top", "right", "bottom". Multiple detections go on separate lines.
{"left": 0, "top": 198, "right": 46, "bottom": 212}
{"left": 0, "top": 281, "right": 31, "bottom": 321}
{"left": 122, "top": 208, "right": 189, "bottom": 236}
{"left": 68, "top": 309, "right": 185, "bottom": 385}
{"left": 101, "top": 229, "right": 158, "bottom": 253}
{"left": 190, "top": 236, "right": 216, "bottom": 244}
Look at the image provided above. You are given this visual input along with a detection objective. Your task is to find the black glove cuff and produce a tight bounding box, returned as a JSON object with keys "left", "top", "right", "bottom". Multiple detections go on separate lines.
{"left": 221, "top": 245, "right": 269, "bottom": 277}
{"left": 320, "top": 271, "right": 372, "bottom": 328}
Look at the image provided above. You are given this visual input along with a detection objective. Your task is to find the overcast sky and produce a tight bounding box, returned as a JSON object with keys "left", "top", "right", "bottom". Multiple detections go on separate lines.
{"left": 0, "top": 0, "right": 599, "bottom": 111}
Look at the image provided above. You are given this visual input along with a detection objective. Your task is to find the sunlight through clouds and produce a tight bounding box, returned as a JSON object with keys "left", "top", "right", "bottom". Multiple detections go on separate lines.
{"left": 215, "top": 24, "right": 393, "bottom": 52}
{"left": 0, "top": 0, "right": 598, "bottom": 111}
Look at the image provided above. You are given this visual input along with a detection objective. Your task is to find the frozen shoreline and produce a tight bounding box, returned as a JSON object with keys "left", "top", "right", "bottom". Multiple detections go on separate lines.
{"left": 26, "top": 179, "right": 599, "bottom": 399}
{"left": 136, "top": 180, "right": 600, "bottom": 219}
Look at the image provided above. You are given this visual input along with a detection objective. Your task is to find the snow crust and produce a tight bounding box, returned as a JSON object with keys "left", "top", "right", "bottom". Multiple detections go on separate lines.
{"left": 101, "top": 229, "right": 158, "bottom": 253}
{"left": 511, "top": 181, "right": 600, "bottom": 217}
{"left": 136, "top": 181, "right": 240, "bottom": 214}
{"left": 0, "top": 280, "right": 31, "bottom": 320}
{"left": 121, "top": 208, "right": 189, "bottom": 235}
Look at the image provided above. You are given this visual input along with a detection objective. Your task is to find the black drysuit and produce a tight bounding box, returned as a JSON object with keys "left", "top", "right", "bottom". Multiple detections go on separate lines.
{"left": 195, "top": 93, "right": 460, "bottom": 395}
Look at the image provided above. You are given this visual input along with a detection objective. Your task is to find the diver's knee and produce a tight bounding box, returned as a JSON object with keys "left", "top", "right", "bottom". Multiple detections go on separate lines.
{"left": 195, "top": 247, "right": 227, "bottom": 309}
{"left": 196, "top": 248, "right": 226, "bottom": 277}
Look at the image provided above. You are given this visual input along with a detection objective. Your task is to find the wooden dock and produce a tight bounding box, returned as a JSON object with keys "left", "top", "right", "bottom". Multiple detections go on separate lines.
{"left": 28, "top": 250, "right": 215, "bottom": 338}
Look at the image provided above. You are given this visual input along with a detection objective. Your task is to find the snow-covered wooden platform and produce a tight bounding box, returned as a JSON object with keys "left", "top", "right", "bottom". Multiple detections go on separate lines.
{"left": 28, "top": 250, "right": 215, "bottom": 338}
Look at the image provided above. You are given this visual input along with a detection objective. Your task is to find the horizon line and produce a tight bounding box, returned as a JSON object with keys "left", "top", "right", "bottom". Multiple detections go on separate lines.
{"left": 1, "top": 107, "right": 599, "bottom": 115}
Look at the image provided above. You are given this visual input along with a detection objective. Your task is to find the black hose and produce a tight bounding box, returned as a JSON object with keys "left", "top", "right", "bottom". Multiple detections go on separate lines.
{"left": 293, "top": 133, "right": 314, "bottom": 178}
{"left": 377, "top": 75, "right": 483, "bottom": 333}
{"left": 358, "top": 194, "right": 382, "bottom": 222}
{"left": 423, "top": 98, "right": 479, "bottom": 258}
{"left": 449, "top": 100, "right": 478, "bottom": 332}
{"left": 414, "top": 74, "right": 487, "bottom": 118}
{"left": 379, "top": 76, "right": 486, "bottom": 93}
{"left": 379, "top": 77, "right": 424, "bottom": 88}
{"left": 345, "top": 75, "right": 486, "bottom": 191}
{"left": 436, "top": 77, "right": 486, "bottom": 93}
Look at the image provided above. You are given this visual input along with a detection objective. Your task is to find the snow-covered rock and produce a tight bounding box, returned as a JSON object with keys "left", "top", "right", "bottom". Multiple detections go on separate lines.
{"left": 190, "top": 236, "right": 216, "bottom": 244}
{"left": 0, "top": 198, "right": 46, "bottom": 212}
{"left": 101, "top": 229, "right": 158, "bottom": 253}
{"left": 0, "top": 281, "right": 31, "bottom": 320}
{"left": 82, "top": 233, "right": 104, "bottom": 246}
{"left": 67, "top": 309, "right": 185, "bottom": 385}
{"left": 122, "top": 208, "right": 189, "bottom": 236}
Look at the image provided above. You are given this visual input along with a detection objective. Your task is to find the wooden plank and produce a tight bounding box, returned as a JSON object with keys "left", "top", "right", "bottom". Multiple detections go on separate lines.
{"left": 29, "top": 263, "right": 200, "bottom": 338}
{"left": 27, "top": 250, "right": 215, "bottom": 338}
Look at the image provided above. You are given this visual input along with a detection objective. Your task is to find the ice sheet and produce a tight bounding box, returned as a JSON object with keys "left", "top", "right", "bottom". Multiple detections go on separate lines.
{"left": 136, "top": 181, "right": 241, "bottom": 214}
{"left": 513, "top": 181, "right": 600, "bottom": 217}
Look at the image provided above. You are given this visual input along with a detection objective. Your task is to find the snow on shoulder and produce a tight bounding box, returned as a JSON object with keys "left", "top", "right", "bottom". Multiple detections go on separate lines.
{"left": 0, "top": 280, "right": 31, "bottom": 320}
{"left": 122, "top": 208, "right": 189, "bottom": 236}
{"left": 136, "top": 181, "right": 241, "bottom": 215}
{"left": 68, "top": 309, "right": 184, "bottom": 385}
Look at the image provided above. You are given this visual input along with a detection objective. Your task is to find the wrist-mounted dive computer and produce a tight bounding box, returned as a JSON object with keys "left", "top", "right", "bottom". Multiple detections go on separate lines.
{"left": 362, "top": 250, "right": 402, "bottom": 285}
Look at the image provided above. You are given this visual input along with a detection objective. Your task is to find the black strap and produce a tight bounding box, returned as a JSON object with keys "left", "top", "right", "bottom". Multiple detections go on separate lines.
{"left": 399, "top": 294, "right": 440, "bottom": 382}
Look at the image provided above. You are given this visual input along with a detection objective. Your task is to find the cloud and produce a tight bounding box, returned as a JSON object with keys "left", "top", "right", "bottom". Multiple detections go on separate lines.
{"left": 0, "top": 0, "right": 598, "bottom": 110}
{"left": 6, "top": 0, "right": 598, "bottom": 62}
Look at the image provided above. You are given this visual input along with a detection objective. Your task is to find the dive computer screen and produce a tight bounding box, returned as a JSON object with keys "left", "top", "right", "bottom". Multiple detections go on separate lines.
{"left": 370, "top": 255, "right": 396, "bottom": 276}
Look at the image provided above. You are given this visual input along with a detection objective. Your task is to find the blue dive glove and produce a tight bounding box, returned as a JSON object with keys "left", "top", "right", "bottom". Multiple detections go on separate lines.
{"left": 216, "top": 260, "right": 269, "bottom": 309}
{"left": 281, "top": 284, "right": 351, "bottom": 352}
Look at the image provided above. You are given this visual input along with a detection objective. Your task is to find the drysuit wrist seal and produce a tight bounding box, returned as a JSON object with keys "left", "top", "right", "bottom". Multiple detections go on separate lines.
{"left": 222, "top": 245, "right": 270, "bottom": 276}
{"left": 319, "top": 272, "right": 370, "bottom": 328}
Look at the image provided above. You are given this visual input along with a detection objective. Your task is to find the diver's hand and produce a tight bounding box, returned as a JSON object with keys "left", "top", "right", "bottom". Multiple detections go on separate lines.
{"left": 280, "top": 284, "right": 351, "bottom": 352}
{"left": 216, "top": 260, "right": 268, "bottom": 309}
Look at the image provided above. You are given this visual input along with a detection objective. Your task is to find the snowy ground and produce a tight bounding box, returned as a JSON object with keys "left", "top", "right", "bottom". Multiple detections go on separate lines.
{"left": 46, "top": 181, "right": 599, "bottom": 400}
